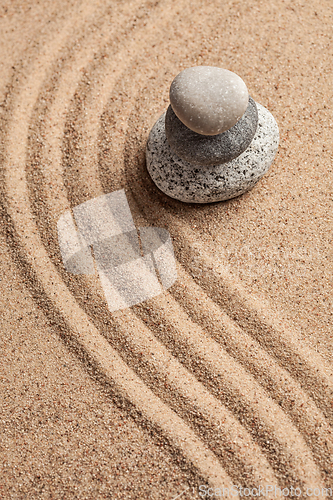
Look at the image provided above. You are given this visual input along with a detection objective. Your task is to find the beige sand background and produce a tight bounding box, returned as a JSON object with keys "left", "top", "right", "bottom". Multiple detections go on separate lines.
{"left": 0, "top": 0, "right": 332, "bottom": 498}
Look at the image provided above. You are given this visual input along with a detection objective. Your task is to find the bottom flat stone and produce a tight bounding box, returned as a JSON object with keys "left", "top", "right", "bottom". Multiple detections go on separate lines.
{"left": 146, "top": 102, "right": 279, "bottom": 203}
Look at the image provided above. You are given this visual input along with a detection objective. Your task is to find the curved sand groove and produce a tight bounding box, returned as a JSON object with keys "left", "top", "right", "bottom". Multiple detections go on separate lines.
{"left": 50, "top": 47, "right": 327, "bottom": 489}
{"left": 23, "top": 9, "right": 314, "bottom": 485}
{"left": 105, "top": 310, "right": 279, "bottom": 487}
{"left": 134, "top": 291, "right": 323, "bottom": 488}
{"left": 24, "top": 26, "right": 281, "bottom": 488}
{"left": 26, "top": 0, "right": 153, "bottom": 238}
{"left": 123, "top": 111, "right": 333, "bottom": 423}
{"left": 1, "top": 0, "right": 330, "bottom": 492}
{"left": 26, "top": 111, "right": 279, "bottom": 488}
{"left": 62, "top": 37, "right": 332, "bottom": 485}
{"left": 47, "top": 37, "right": 317, "bottom": 486}
{"left": 68, "top": 2, "right": 184, "bottom": 204}
{"left": 52, "top": 20, "right": 329, "bottom": 488}
{"left": 127, "top": 173, "right": 333, "bottom": 485}
{"left": 170, "top": 266, "right": 333, "bottom": 483}
{"left": 173, "top": 227, "right": 333, "bottom": 418}
{"left": 3, "top": 3, "right": 235, "bottom": 490}
{"left": 54, "top": 74, "right": 325, "bottom": 487}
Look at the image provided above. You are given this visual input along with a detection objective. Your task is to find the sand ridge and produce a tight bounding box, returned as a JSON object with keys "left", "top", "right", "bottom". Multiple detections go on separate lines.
{"left": 1, "top": 0, "right": 333, "bottom": 498}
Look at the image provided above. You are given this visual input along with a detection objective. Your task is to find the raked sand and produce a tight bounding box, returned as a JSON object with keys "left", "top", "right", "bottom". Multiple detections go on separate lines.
{"left": 0, "top": 0, "right": 332, "bottom": 498}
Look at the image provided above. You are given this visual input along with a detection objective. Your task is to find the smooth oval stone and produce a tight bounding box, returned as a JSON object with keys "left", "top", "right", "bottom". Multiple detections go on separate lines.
{"left": 169, "top": 66, "right": 249, "bottom": 135}
{"left": 165, "top": 96, "right": 258, "bottom": 166}
{"left": 146, "top": 102, "right": 279, "bottom": 204}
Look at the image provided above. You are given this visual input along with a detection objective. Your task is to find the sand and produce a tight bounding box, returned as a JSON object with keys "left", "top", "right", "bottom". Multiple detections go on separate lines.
{"left": 0, "top": 0, "right": 332, "bottom": 498}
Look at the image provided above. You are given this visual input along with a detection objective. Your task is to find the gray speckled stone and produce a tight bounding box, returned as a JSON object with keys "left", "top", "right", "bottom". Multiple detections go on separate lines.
{"left": 146, "top": 102, "right": 279, "bottom": 204}
{"left": 165, "top": 96, "right": 258, "bottom": 166}
{"left": 170, "top": 66, "right": 249, "bottom": 135}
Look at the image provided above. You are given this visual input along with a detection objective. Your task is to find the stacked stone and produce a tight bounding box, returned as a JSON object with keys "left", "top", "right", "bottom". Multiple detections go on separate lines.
{"left": 146, "top": 66, "right": 279, "bottom": 204}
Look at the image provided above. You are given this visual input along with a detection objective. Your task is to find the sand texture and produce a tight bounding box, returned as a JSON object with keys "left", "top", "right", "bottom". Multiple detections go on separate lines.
{"left": 0, "top": 0, "right": 332, "bottom": 498}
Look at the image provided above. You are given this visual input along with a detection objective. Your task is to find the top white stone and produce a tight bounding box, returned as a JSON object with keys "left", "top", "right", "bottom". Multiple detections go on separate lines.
{"left": 169, "top": 66, "right": 249, "bottom": 136}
